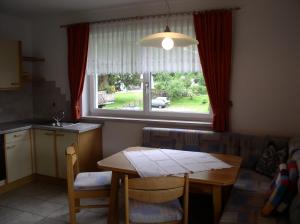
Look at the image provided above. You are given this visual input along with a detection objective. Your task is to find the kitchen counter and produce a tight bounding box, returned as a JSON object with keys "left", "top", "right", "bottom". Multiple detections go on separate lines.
{"left": 0, "top": 121, "right": 103, "bottom": 134}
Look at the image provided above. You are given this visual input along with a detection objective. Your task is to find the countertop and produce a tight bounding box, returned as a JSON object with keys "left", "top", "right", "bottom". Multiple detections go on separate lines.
{"left": 0, "top": 121, "right": 103, "bottom": 134}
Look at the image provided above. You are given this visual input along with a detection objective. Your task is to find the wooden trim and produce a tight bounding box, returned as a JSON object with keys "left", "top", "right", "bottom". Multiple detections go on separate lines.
{"left": 33, "top": 129, "right": 37, "bottom": 173}
{"left": 29, "top": 129, "right": 34, "bottom": 174}
{"left": 128, "top": 187, "right": 184, "bottom": 203}
{"left": 35, "top": 174, "right": 66, "bottom": 185}
{"left": 128, "top": 176, "right": 185, "bottom": 190}
{"left": 79, "top": 204, "right": 109, "bottom": 208}
{"left": 0, "top": 175, "right": 34, "bottom": 195}
{"left": 77, "top": 128, "right": 102, "bottom": 172}
{"left": 74, "top": 189, "right": 110, "bottom": 198}
{"left": 18, "top": 41, "right": 22, "bottom": 87}
{"left": 76, "top": 134, "right": 81, "bottom": 170}
{"left": 124, "top": 175, "right": 129, "bottom": 224}
{"left": 3, "top": 134, "right": 8, "bottom": 184}
{"left": 53, "top": 131, "right": 59, "bottom": 177}
{"left": 189, "top": 183, "right": 212, "bottom": 194}
{"left": 124, "top": 174, "right": 189, "bottom": 224}
{"left": 108, "top": 171, "right": 120, "bottom": 224}
{"left": 212, "top": 186, "right": 222, "bottom": 224}
{"left": 183, "top": 174, "right": 189, "bottom": 224}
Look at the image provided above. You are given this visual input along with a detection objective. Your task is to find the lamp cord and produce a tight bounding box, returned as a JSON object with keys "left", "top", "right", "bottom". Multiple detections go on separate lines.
{"left": 165, "top": 0, "right": 171, "bottom": 31}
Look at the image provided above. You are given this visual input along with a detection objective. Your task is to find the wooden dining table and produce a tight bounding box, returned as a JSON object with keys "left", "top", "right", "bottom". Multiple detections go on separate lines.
{"left": 97, "top": 147, "right": 242, "bottom": 224}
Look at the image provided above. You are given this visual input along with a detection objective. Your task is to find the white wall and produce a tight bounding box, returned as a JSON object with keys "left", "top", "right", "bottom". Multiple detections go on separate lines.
{"left": 0, "top": 13, "right": 33, "bottom": 56}
{"left": 30, "top": 0, "right": 300, "bottom": 155}
{"left": 0, "top": 13, "right": 34, "bottom": 122}
{"left": 230, "top": 0, "right": 300, "bottom": 137}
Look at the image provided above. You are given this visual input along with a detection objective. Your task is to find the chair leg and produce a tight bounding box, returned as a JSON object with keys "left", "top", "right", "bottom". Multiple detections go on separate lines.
{"left": 68, "top": 198, "right": 76, "bottom": 224}
{"left": 75, "top": 199, "right": 80, "bottom": 213}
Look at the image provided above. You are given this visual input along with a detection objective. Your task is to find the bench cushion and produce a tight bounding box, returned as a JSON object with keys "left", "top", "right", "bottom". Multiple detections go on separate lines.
{"left": 219, "top": 188, "right": 289, "bottom": 224}
{"left": 220, "top": 168, "right": 291, "bottom": 224}
{"left": 234, "top": 169, "right": 271, "bottom": 193}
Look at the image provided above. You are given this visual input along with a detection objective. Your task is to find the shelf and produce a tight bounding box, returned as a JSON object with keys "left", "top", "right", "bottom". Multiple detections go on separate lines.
{"left": 22, "top": 57, "right": 45, "bottom": 62}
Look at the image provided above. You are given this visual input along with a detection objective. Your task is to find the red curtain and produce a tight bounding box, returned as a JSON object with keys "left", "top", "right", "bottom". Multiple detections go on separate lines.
{"left": 193, "top": 10, "right": 232, "bottom": 132}
{"left": 67, "top": 23, "right": 90, "bottom": 121}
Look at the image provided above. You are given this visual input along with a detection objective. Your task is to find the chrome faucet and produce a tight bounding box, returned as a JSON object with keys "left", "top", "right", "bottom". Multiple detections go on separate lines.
{"left": 52, "top": 111, "right": 65, "bottom": 127}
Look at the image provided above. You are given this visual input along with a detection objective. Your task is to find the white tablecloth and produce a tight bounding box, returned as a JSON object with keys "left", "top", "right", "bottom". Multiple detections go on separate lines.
{"left": 123, "top": 147, "right": 232, "bottom": 177}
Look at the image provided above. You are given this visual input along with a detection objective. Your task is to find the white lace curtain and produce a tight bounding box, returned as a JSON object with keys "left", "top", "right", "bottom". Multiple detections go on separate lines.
{"left": 86, "top": 14, "right": 201, "bottom": 75}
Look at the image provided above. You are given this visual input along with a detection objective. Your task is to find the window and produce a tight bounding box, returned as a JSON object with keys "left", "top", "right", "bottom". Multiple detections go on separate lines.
{"left": 150, "top": 72, "right": 209, "bottom": 114}
{"left": 97, "top": 73, "right": 143, "bottom": 111}
{"left": 86, "top": 14, "right": 211, "bottom": 120}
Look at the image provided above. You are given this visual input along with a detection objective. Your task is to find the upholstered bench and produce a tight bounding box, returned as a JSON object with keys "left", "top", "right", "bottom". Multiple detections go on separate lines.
{"left": 142, "top": 127, "right": 300, "bottom": 224}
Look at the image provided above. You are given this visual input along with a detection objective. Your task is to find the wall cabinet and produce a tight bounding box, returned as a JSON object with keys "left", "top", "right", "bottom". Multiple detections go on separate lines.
{"left": 5, "top": 130, "right": 32, "bottom": 183}
{"left": 0, "top": 40, "right": 21, "bottom": 89}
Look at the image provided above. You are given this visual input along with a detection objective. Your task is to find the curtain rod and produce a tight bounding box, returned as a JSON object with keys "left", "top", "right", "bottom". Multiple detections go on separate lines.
{"left": 60, "top": 7, "right": 240, "bottom": 28}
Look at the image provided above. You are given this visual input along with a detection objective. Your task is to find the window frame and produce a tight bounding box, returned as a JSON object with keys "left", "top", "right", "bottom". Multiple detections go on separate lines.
{"left": 87, "top": 73, "right": 212, "bottom": 122}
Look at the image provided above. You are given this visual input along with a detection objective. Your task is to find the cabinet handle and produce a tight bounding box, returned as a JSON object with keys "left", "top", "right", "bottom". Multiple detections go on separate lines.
{"left": 14, "top": 134, "right": 21, "bottom": 138}
{"left": 11, "top": 82, "right": 20, "bottom": 86}
{"left": 6, "top": 145, "right": 16, "bottom": 150}
{"left": 55, "top": 133, "right": 65, "bottom": 137}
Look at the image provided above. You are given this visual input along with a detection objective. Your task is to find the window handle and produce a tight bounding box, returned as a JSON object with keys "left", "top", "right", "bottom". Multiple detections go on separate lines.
{"left": 145, "top": 82, "right": 149, "bottom": 94}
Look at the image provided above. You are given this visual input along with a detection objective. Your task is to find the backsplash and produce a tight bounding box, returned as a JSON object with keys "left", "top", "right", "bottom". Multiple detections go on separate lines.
{"left": 33, "top": 79, "right": 71, "bottom": 121}
{"left": 0, "top": 80, "right": 71, "bottom": 123}
{"left": 0, "top": 82, "right": 33, "bottom": 123}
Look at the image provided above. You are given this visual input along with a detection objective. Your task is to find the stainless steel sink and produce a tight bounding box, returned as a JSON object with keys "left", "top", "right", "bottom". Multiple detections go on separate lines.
{"left": 51, "top": 122, "right": 76, "bottom": 128}
{"left": 34, "top": 121, "right": 76, "bottom": 128}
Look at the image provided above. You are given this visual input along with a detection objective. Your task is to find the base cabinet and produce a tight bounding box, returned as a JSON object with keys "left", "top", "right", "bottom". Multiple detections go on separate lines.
{"left": 0, "top": 126, "right": 102, "bottom": 192}
{"left": 56, "top": 132, "right": 77, "bottom": 179}
{"left": 5, "top": 130, "right": 32, "bottom": 183}
{"left": 34, "top": 128, "right": 102, "bottom": 179}
{"left": 34, "top": 130, "right": 56, "bottom": 177}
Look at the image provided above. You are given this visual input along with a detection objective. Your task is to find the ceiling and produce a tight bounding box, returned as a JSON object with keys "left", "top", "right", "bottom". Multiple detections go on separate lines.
{"left": 0, "top": 0, "right": 164, "bottom": 16}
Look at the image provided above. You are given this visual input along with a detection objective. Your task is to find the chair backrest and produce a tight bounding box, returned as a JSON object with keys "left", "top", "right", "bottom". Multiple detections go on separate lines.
{"left": 66, "top": 145, "right": 79, "bottom": 192}
{"left": 124, "top": 174, "right": 189, "bottom": 224}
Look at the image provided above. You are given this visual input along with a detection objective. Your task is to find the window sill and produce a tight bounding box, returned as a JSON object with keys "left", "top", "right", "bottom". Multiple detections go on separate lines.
{"left": 81, "top": 115, "right": 212, "bottom": 128}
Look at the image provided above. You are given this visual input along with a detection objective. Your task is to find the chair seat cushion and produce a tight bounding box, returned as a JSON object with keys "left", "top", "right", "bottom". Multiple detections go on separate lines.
{"left": 129, "top": 199, "right": 183, "bottom": 223}
{"left": 74, "top": 171, "right": 112, "bottom": 191}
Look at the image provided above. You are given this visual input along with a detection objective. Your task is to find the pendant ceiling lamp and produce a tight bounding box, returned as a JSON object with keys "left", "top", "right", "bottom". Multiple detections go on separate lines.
{"left": 140, "top": 0, "right": 198, "bottom": 50}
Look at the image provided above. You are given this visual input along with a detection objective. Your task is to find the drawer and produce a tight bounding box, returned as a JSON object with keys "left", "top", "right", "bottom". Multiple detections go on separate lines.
{"left": 5, "top": 130, "right": 30, "bottom": 144}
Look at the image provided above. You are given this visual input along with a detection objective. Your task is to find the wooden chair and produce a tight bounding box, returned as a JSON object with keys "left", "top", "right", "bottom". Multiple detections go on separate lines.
{"left": 124, "top": 174, "right": 189, "bottom": 224}
{"left": 66, "top": 145, "right": 111, "bottom": 224}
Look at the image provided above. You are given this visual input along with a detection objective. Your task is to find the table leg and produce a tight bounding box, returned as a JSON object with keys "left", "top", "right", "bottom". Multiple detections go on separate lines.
{"left": 108, "top": 171, "right": 120, "bottom": 224}
{"left": 212, "top": 186, "right": 222, "bottom": 224}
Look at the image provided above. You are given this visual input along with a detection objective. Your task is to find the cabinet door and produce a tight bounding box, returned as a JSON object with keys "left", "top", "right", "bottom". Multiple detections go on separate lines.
{"left": 34, "top": 129, "right": 56, "bottom": 177}
{"left": 5, "top": 133, "right": 32, "bottom": 183}
{"left": 0, "top": 40, "right": 21, "bottom": 89}
{"left": 56, "top": 132, "right": 77, "bottom": 179}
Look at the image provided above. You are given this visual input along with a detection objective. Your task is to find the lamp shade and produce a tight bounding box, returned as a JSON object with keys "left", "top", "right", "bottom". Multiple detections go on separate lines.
{"left": 140, "top": 31, "right": 199, "bottom": 48}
